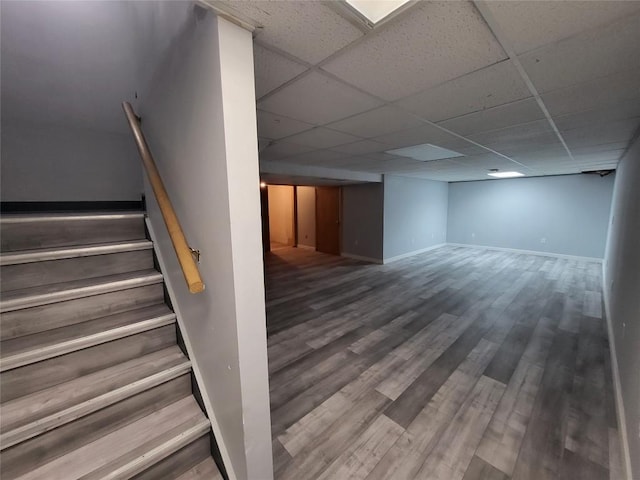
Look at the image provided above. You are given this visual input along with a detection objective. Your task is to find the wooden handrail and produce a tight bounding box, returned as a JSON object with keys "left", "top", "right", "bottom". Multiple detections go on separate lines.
{"left": 122, "top": 102, "right": 205, "bottom": 294}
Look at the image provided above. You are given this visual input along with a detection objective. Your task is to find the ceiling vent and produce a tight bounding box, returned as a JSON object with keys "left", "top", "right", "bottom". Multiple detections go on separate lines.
{"left": 385, "top": 143, "right": 464, "bottom": 162}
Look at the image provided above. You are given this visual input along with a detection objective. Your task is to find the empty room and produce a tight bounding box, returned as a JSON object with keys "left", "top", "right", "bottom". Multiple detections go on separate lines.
{"left": 1, "top": 1, "right": 638, "bottom": 480}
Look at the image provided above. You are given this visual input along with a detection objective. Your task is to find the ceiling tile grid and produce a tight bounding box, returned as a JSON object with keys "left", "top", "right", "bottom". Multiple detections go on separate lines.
{"left": 283, "top": 127, "right": 362, "bottom": 149}
{"left": 253, "top": 44, "right": 307, "bottom": 99}
{"left": 326, "top": 105, "right": 424, "bottom": 139}
{"left": 258, "top": 71, "right": 383, "bottom": 125}
{"left": 256, "top": 110, "right": 314, "bottom": 140}
{"left": 541, "top": 67, "right": 640, "bottom": 117}
{"left": 240, "top": 0, "right": 640, "bottom": 182}
{"left": 395, "top": 60, "right": 531, "bottom": 122}
{"left": 437, "top": 98, "right": 546, "bottom": 137}
{"left": 518, "top": 12, "right": 640, "bottom": 94}
{"left": 481, "top": 0, "right": 640, "bottom": 55}
{"left": 329, "top": 139, "right": 391, "bottom": 155}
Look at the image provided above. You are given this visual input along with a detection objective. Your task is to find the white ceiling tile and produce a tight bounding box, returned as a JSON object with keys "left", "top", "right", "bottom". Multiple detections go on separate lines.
{"left": 519, "top": 13, "right": 640, "bottom": 93}
{"left": 509, "top": 146, "right": 571, "bottom": 163}
{"left": 258, "top": 137, "right": 272, "bottom": 152}
{"left": 254, "top": 44, "right": 308, "bottom": 99}
{"left": 395, "top": 60, "right": 530, "bottom": 121}
{"left": 467, "top": 120, "right": 556, "bottom": 149}
{"left": 259, "top": 141, "right": 315, "bottom": 162}
{"left": 224, "top": 1, "right": 363, "bottom": 63}
{"left": 284, "top": 149, "right": 349, "bottom": 165}
{"left": 375, "top": 124, "right": 486, "bottom": 155}
{"left": 451, "top": 155, "right": 520, "bottom": 170}
{"left": 561, "top": 118, "right": 640, "bottom": 148}
{"left": 437, "top": 98, "right": 544, "bottom": 136}
{"left": 258, "top": 71, "right": 383, "bottom": 125}
{"left": 571, "top": 142, "right": 629, "bottom": 155}
{"left": 542, "top": 68, "right": 640, "bottom": 117}
{"left": 553, "top": 103, "right": 640, "bottom": 132}
{"left": 329, "top": 139, "right": 390, "bottom": 155}
{"left": 355, "top": 152, "right": 407, "bottom": 162}
{"left": 256, "top": 110, "right": 313, "bottom": 139}
{"left": 326, "top": 106, "right": 423, "bottom": 138}
{"left": 483, "top": 1, "right": 640, "bottom": 55}
{"left": 322, "top": 1, "right": 506, "bottom": 100}
{"left": 284, "top": 127, "right": 361, "bottom": 149}
{"left": 572, "top": 151, "right": 625, "bottom": 163}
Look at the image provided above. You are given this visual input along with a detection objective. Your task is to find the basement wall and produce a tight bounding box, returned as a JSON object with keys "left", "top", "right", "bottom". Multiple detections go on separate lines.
{"left": 383, "top": 175, "right": 449, "bottom": 262}
{"left": 0, "top": 1, "right": 142, "bottom": 201}
{"left": 342, "top": 183, "right": 384, "bottom": 262}
{"left": 447, "top": 173, "right": 614, "bottom": 258}
{"left": 603, "top": 134, "right": 640, "bottom": 479}
{"left": 137, "top": 4, "right": 271, "bottom": 480}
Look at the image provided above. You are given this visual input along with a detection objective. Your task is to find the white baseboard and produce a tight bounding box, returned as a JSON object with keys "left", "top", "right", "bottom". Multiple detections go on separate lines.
{"left": 340, "top": 252, "right": 383, "bottom": 264}
{"left": 296, "top": 244, "right": 315, "bottom": 250}
{"left": 446, "top": 243, "right": 603, "bottom": 263}
{"left": 383, "top": 243, "right": 447, "bottom": 264}
{"left": 602, "top": 266, "right": 633, "bottom": 480}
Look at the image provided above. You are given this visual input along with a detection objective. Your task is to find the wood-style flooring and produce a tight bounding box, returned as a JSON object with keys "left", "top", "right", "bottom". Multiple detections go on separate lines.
{"left": 264, "top": 246, "right": 622, "bottom": 480}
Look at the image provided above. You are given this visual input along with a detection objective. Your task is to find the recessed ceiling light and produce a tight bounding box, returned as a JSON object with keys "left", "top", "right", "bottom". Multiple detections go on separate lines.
{"left": 385, "top": 143, "right": 464, "bottom": 162}
{"left": 487, "top": 171, "right": 525, "bottom": 178}
{"left": 344, "top": 0, "right": 412, "bottom": 24}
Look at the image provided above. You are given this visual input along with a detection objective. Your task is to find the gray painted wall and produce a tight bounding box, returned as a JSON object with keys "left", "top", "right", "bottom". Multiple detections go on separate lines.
{"left": 342, "top": 183, "right": 384, "bottom": 261}
{"left": 383, "top": 175, "right": 448, "bottom": 260}
{"left": 0, "top": 0, "right": 143, "bottom": 201}
{"left": 447, "top": 174, "right": 615, "bottom": 258}
{"left": 297, "top": 186, "right": 316, "bottom": 248}
{"left": 604, "top": 136, "right": 640, "bottom": 479}
{"left": 1, "top": 120, "right": 142, "bottom": 201}
{"left": 139, "top": 4, "right": 271, "bottom": 479}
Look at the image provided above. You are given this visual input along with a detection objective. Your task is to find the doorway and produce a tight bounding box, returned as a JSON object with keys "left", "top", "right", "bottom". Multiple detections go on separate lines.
{"left": 267, "top": 185, "right": 295, "bottom": 251}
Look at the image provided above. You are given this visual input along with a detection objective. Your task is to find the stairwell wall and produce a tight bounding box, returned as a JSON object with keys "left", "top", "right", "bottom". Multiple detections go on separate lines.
{"left": 137, "top": 4, "right": 272, "bottom": 480}
{"left": 603, "top": 134, "right": 640, "bottom": 479}
{"left": 0, "top": 1, "right": 143, "bottom": 201}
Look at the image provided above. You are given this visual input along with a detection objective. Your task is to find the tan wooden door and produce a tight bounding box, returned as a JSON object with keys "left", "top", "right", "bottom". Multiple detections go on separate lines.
{"left": 316, "top": 187, "right": 340, "bottom": 255}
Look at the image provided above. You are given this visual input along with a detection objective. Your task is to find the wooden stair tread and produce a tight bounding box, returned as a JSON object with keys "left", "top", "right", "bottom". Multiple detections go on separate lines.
{"left": 15, "top": 396, "right": 209, "bottom": 480}
{"left": 174, "top": 458, "right": 223, "bottom": 480}
{"left": 1, "top": 303, "right": 174, "bottom": 370}
{"left": 0, "top": 212, "right": 145, "bottom": 222}
{"left": 0, "top": 240, "right": 153, "bottom": 266}
{"left": 1, "top": 210, "right": 219, "bottom": 478}
{"left": 0, "top": 269, "right": 163, "bottom": 312}
{"left": 1, "top": 346, "right": 189, "bottom": 440}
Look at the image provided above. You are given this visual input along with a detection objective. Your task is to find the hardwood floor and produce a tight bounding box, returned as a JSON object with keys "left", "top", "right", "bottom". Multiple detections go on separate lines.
{"left": 264, "top": 246, "right": 621, "bottom": 480}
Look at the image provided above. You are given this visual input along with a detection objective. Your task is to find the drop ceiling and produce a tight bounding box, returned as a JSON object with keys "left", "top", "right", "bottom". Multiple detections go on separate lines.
{"left": 220, "top": 0, "right": 640, "bottom": 182}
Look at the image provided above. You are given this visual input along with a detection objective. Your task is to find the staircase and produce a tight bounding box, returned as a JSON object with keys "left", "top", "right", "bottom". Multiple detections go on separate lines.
{"left": 0, "top": 211, "right": 223, "bottom": 479}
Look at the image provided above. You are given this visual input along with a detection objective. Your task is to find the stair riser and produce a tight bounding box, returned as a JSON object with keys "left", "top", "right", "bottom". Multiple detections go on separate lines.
{"left": 1, "top": 325, "right": 177, "bottom": 402}
{"left": 1, "top": 216, "right": 145, "bottom": 252}
{"left": 1, "top": 250, "right": 154, "bottom": 292}
{"left": 0, "top": 375, "right": 191, "bottom": 480}
{"left": 1, "top": 284, "right": 165, "bottom": 341}
{"left": 132, "top": 435, "right": 211, "bottom": 480}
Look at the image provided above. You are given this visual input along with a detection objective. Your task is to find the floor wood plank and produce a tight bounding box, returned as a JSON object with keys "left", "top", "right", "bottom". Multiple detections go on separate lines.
{"left": 264, "top": 247, "right": 618, "bottom": 480}
{"left": 462, "top": 456, "right": 509, "bottom": 480}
